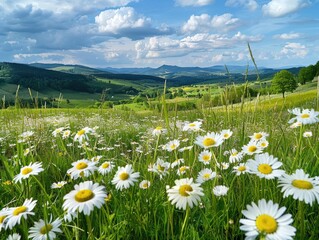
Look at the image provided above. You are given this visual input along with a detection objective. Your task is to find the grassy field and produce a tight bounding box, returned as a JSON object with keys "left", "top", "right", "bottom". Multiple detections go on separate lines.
{"left": 0, "top": 86, "right": 318, "bottom": 239}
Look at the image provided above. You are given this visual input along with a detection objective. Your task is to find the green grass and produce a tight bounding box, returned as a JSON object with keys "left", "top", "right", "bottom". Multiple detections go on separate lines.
{"left": 0, "top": 83, "right": 318, "bottom": 239}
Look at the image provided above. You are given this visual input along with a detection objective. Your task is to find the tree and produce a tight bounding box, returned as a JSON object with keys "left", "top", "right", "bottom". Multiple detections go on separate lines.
{"left": 271, "top": 70, "right": 297, "bottom": 98}
{"left": 298, "top": 65, "right": 316, "bottom": 84}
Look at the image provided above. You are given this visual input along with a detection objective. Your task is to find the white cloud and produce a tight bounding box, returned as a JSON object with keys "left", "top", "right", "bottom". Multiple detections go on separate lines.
{"left": 96, "top": 7, "right": 150, "bottom": 34}
{"left": 274, "top": 32, "right": 301, "bottom": 40}
{"left": 182, "top": 13, "right": 240, "bottom": 33}
{"left": 280, "top": 42, "right": 308, "bottom": 57}
{"left": 175, "top": 0, "right": 214, "bottom": 7}
{"left": 262, "top": 0, "right": 309, "bottom": 17}
{"left": 225, "top": 0, "right": 258, "bottom": 11}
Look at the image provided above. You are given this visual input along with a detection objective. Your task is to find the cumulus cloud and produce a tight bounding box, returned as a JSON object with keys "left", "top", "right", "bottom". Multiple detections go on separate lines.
{"left": 182, "top": 13, "right": 240, "bottom": 33}
{"left": 95, "top": 7, "right": 172, "bottom": 39}
{"left": 274, "top": 32, "right": 301, "bottom": 40}
{"left": 175, "top": 0, "right": 214, "bottom": 7}
{"left": 262, "top": 0, "right": 309, "bottom": 17}
{"left": 280, "top": 42, "right": 308, "bottom": 57}
{"left": 225, "top": 0, "right": 258, "bottom": 11}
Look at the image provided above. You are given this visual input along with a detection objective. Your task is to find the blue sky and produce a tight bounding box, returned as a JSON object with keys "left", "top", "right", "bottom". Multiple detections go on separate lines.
{"left": 1, "top": 0, "right": 318, "bottom": 68}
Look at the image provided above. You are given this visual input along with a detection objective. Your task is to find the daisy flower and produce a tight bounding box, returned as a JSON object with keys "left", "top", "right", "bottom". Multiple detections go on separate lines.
{"left": 111, "top": 164, "right": 140, "bottom": 191}
{"left": 63, "top": 181, "right": 107, "bottom": 215}
{"left": 98, "top": 161, "right": 115, "bottom": 175}
{"left": 164, "top": 139, "right": 180, "bottom": 152}
{"left": 62, "top": 130, "right": 71, "bottom": 139}
{"left": 28, "top": 217, "right": 62, "bottom": 240}
{"left": 220, "top": 129, "right": 233, "bottom": 140}
{"left": 278, "top": 169, "right": 319, "bottom": 206}
{"left": 259, "top": 140, "right": 269, "bottom": 149}
{"left": 233, "top": 163, "right": 250, "bottom": 176}
{"left": 249, "top": 132, "right": 269, "bottom": 141}
{"left": 5, "top": 198, "right": 37, "bottom": 230}
{"left": 167, "top": 178, "right": 204, "bottom": 210}
{"left": 241, "top": 140, "right": 263, "bottom": 156}
{"left": 195, "top": 132, "right": 224, "bottom": 149}
{"left": 196, "top": 168, "right": 216, "bottom": 184}
{"left": 0, "top": 207, "right": 9, "bottom": 231}
{"left": 74, "top": 127, "right": 94, "bottom": 143}
{"left": 13, "top": 162, "right": 44, "bottom": 183}
{"left": 152, "top": 126, "right": 166, "bottom": 136}
{"left": 182, "top": 121, "right": 202, "bottom": 132}
{"left": 198, "top": 150, "right": 212, "bottom": 165}
{"left": 226, "top": 149, "right": 244, "bottom": 163}
{"left": 139, "top": 180, "right": 151, "bottom": 189}
{"left": 213, "top": 185, "right": 229, "bottom": 197}
{"left": 288, "top": 108, "right": 319, "bottom": 125}
{"left": 91, "top": 155, "right": 103, "bottom": 162}
{"left": 51, "top": 181, "right": 68, "bottom": 189}
{"left": 303, "top": 131, "right": 312, "bottom": 138}
{"left": 7, "top": 233, "right": 21, "bottom": 240}
{"left": 67, "top": 159, "right": 97, "bottom": 180}
{"left": 52, "top": 127, "right": 65, "bottom": 137}
{"left": 217, "top": 162, "right": 229, "bottom": 170}
{"left": 246, "top": 153, "right": 285, "bottom": 179}
{"left": 177, "top": 166, "right": 190, "bottom": 176}
{"left": 240, "top": 199, "right": 296, "bottom": 240}
{"left": 289, "top": 121, "right": 302, "bottom": 129}
{"left": 170, "top": 158, "right": 184, "bottom": 168}
{"left": 148, "top": 158, "right": 170, "bottom": 178}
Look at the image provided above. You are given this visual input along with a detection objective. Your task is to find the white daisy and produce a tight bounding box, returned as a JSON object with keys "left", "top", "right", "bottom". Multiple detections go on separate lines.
{"left": 74, "top": 127, "right": 94, "bottom": 143}
{"left": 233, "top": 163, "right": 250, "bottom": 176}
{"left": 7, "top": 233, "right": 21, "bottom": 240}
{"left": 91, "top": 155, "right": 103, "bottom": 162}
{"left": 111, "top": 164, "right": 140, "bottom": 191}
{"left": 303, "top": 131, "right": 312, "bottom": 138}
{"left": 195, "top": 132, "right": 224, "bottom": 149}
{"left": 182, "top": 121, "right": 202, "bottom": 132}
{"left": 67, "top": 159, "right": 97, "bottom": 180}
{"left": 196, "top": 168, "right": 216, "bottom": 184}
{"left": 220, "top": 129, "right": 233, "bottom": 140}
{"left": 28, "top": 217, "right": 62, "bottom": 240}
{"left": 98, "top": 161, "right": 115, "bottom": 175}
{"left": 63, "top": 181, "right": 107, "bottom": 215}
{"left": 170, "top": 158, "right": 184, "bottom": 168}
{"left": 164, "top": 139, "right": 180, "bottom": 152}
{"left": 148, "top": 158, "right": 170, "bottom": 178}
{"left": 5, "top": 198, "right": 37, "bottom": 230}
{"left": 278, "top": 169, "right": 319, "bottom": 206}
{"left": 139, "top": 180, "right": 151, "bottom": 189}
{"left": 246, "top": 153, "right": 285, "bottom": 179}
{"left": 52, "top": 127, "right": 65, "bottom": 137}
{"left": 249, "top": 132, "right": 269, "bottom": 141}
{"left": 51, "top": 181, "right": 68, "bottom": 189}
{"left": 240, "top": 199, "right": 296, "bottom": 240}
{"left": 198, "top": 150, "right": 212, "bottom": 165}
{"left": 152, "top": 126, "right": 166, "bottom": 136}
{"left": 0, "top": 207, "right": 9, "bottom": 231}
{"left": 13, "top": 162, "right": 44, "bottom": 183}
{"left": 167, "top": 178, "right": 204, "bottom": 210}
{"left": 62, "top": 130, "right": 71, "bottom": 139}
{"left": 177, "top": 166, "right": 190, "bottom": 176}
{"left": 288, "top": 108, "right": 319, "bottom": 125}
{"left": 241, "top": 140, "right": 263, "bottom": 156}
{"left": 227, "top": 149, "right": 244, "bottom": 163}
{"left": 213, "top": 185, "right": 229, "bottom": 197}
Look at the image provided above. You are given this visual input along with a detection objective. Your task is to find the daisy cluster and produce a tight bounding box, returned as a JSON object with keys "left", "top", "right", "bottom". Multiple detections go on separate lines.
{"left": 0, "top": 107, "right": 318, "bottom": 239}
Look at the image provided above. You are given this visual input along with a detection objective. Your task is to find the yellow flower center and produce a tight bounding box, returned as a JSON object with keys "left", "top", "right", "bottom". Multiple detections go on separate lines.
{"left": 202, "top": 155, "right": 211, "bottom": 162}
{"left": 203, "top": 138, "right": 216, "bottom": 147}
{"left": 157, "top": 164, "right": 165, "bottom": 172}
{"left": 179, "top": 184, "right": 193, "bottom": 197}
{"left": 231, "top": 152, "right": 238, "bottom": 156}
{"left": 170, "top": 144, "right": 176, "bottom": 150}
{"left": 142, "top": 183, "right": 149, "bottom": 188}
{"left": 21, "top": 167, "right": 33, "bottom": 175}
{"left": 0, "top": 215, "right": 6, "bottom": 223}
{"left": 189, "top": 123, "right": 196, "bottom": 127}
{"left": 223, "top": 134, "right": 229, "bottom": 138}
{"left": 248, "top": 146, "right": 257, "bottom": 153}
{"left": 102, "top": 162, "right": 110, "bottom": 169}
{"left": 301, "top": 113, "right": 310, "bottom": 119}
{"left": 76, "top": 162, "right": 88, "bottom": 170}
{"left": 77, "top": 129, "right": 85, "bottom": 136}
{"left": 258, "top": 164, "right": 273, "bottom": 174}
{"left": 155, "top": 126, "right": 162, "bottom": 130}
{"left": 13, "top": 206, "right": 27, "bottom": 216}
{"left": 255, "top": 133, "right": 262, "bottom": 139}
{"left": 119, "top": 172, "right": 129, "bottom": 180}
{"left": 292, "top": 179, "right": 313, "bottom": 189}
{"left": 179, "top": 166, "right": 187, "bottom": 172}
{"left": 40, "top": 224, "right": 53, "bottom": 234}
{"left": 203, "top": 173, "right": 211, "bottom": 179}
{"left": 75, "top": 189, "right": 94, "bottom": 202}
{"left": 238, "top": 166, "right": 246, "bottom": 172}
{"left": 256, "top": 214, "right": 278, "bottom": 234}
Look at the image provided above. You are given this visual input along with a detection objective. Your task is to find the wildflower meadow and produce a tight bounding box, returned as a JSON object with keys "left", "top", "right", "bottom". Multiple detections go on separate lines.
{"left": 0, "top": 93, "right": 319, "bottom": 239}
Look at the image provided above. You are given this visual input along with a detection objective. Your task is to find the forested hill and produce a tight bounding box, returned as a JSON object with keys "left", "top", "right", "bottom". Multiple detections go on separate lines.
{"left": 0, "top": 62, "right": 107, "bottom": 93}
